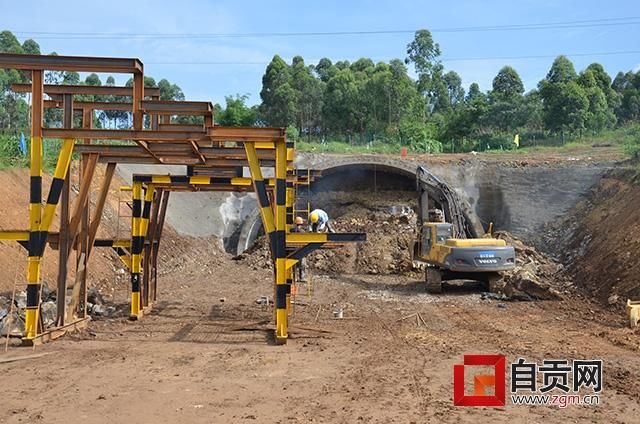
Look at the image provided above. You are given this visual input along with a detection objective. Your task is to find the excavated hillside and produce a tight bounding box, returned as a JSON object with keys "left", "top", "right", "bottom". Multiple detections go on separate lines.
{"left": 547, "top": 166, "right": 640, "bottom": 306}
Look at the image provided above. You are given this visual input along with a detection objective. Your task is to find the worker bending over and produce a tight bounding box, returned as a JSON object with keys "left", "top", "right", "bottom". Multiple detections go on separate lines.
{"left": 309, "top": 209, "right": 335, "bottom": 233}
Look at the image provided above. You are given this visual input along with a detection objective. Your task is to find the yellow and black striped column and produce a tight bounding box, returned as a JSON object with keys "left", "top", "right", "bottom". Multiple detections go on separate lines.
{"left": 244, "top": 143, "right": 276, "bottom": 255}
{"left": 130, "top": 181, "right": 143, "bottom": 318}
{"left": 274, "top": 139, "right": 288, "bottom": 343}
{"left": 25, "top": 138, "right": 74, "bottom": 339}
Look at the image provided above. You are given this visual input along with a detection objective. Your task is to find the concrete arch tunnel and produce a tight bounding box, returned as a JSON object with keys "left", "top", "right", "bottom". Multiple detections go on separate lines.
{"left": 234, "top": 158, "right": 481, "bottom": 255}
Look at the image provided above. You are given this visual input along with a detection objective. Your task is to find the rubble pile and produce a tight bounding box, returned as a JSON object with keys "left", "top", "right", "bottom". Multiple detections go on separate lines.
{"left": 233, "top": 235, "right": 273, "bottom": 270}
{"left": 0, "top": 285, "right": 117, "bottom": 337}
{"left": 235, "top": 204, "right": 418, "bottom": 275}
{"left": 495, "top": 231, "right": 571, "bottom": 300}
{"left": 312, "top": 207, "right": 416, "bottom": 275}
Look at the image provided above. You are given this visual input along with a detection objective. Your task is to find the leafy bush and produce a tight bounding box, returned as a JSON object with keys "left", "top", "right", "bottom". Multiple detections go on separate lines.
{"left": 398, "top": 120, "right": 442, "bottom": 153}
{"left": 285, "top": 125, "right": 299, "bottom": 142}
{"left": 624, "top": 126, "right": 640, "bottom": 159}
{"left": 0, "top": 134, "right": 28, "bottom": 169}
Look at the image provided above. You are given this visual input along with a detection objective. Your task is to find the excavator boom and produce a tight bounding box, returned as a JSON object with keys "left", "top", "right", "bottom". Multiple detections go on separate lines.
{"left": 415, "top": 166, "right": 482, "bottom": 238}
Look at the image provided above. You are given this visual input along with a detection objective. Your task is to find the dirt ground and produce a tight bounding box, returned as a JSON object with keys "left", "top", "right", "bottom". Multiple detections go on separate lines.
{"left": 2, "top": 257, "right": 640, "bottom": 424}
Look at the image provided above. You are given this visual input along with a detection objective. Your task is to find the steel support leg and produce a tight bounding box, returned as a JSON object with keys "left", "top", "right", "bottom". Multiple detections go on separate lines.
{"left": 24, "top": 138, "right": 75, "bottom": 339}
{"left": 130, "top": 181, "right": 143, "bottom": 319}
{"left": 274, "top": 139, "right": 288, "bottom": 344}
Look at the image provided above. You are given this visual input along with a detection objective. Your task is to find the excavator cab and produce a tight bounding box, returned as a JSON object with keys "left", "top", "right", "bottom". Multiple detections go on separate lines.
{"left": 417, "top": 222, "right": 452, "bottom": 258}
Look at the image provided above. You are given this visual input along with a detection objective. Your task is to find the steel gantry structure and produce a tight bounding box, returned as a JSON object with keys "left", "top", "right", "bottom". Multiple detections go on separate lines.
{"left": 0, "top": 53, "right": 365, "bottom": 345}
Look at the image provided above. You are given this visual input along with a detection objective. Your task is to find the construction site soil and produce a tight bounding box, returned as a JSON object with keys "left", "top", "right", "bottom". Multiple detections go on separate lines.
{"left": 2, "top": 150, "right": 640, "bottom": 423}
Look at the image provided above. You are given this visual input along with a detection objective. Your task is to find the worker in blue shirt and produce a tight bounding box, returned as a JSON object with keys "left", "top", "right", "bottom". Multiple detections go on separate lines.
{"left": 309, "top": 209, "right": 335, "bottom": 233}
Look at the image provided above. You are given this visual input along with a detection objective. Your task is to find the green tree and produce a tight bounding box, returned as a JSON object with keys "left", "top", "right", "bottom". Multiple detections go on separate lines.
{"left": 314, "top": 58, "right": 335, "bottom": 82}
{"left": 405, "top": 29, "right": 446, "bottom": 113}
{"left": 405, "top": 29, "right": 441, "bottom": 86}
{"left": 21, "top": 39, "right": 40, "bottom": 55}
{"left": 259, "top": 55, "right": 297, "bottom": 126}
{"left": 322, "top": 67, "right": 361, "bottom": 136}
{"left": 487, "top": 66, "right": 526, "bottom": 131}
{"left": 216, "top": 94, "right": 257, "bottom": 126}
{"left": 290, "top": 56, "right": 322, "bottom": 135}
{"left": 539, "top": 56, "right": 589, "bottom": 136}
{"left": 578, "top": 65, "right": 617, "bottom": 131}
{"left": 612, "top": 70, "right": 640, "bottom": 122}
{"left": 492, "top": 66, "right": 524, "bottom": 99}
{"left": 546, "top": 55, "right": 577, "bottom": 84}
{"left": 157, "top": 78, "right": 185, "bottom": 101}
{"left": 443, "top": 71, "right": 464, "bottom": 108}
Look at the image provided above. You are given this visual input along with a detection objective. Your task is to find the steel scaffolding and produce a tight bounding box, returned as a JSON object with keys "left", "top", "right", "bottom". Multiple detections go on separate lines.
{"left": 0, "top": 53, "right": 365, "bottom": 345}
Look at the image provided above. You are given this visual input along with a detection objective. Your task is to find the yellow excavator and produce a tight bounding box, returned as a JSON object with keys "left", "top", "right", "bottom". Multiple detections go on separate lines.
{"left": 412, "top": 166, "right": 515, "bottom": 293}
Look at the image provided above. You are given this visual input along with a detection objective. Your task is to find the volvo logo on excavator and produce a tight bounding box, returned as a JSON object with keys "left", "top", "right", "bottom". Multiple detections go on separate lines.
{"left": 478, "top": 258, "right": 499, "bottom": 264}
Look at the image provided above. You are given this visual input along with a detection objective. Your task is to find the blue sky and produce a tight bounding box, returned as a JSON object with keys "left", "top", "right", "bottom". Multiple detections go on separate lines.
{"left": 2, "top": 0, "right": 639, "bottom": 105}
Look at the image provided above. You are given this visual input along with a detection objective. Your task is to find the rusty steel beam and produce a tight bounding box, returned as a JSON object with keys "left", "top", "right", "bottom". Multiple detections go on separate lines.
{"left": 72, "top": 144, "right": 277, "bottom": 159}
{"left": 0, "top": 53, "right": 143, "bottom": 73}
{"left": 12, "top": 83, "right": 159, "bottom": 97}
{"left": 44, "top": 100, "right": 133, "bottom": 111}
{"left": 158, "top": 124, "right": 204, "bottom": 132}
{"left": 208, "top": 126, "right": 285, "bottom": 141}
{"left": 140, "top": 100, "right": 213, "bottom": 115}
{"left": 43, "top": 128, "right": 209, "bottom": 142}
{"left": 90, "top": 156, "right": 275, "bottom": 167}
{"left": 189, "top": 140, "right": 206, "bottom": 164}
{"left": 137, "top": 140, "right": 164, "bottom": 164}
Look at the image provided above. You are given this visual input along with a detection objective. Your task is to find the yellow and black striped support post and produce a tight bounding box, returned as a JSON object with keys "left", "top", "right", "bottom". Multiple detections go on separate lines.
{"left": 25, "top": 132, "right": 43, "bottom": 340}
{"left": 244, "top": 143, "right": 277, "bottom": 256}
{"left": 25, "top": 138, "right": 74, "bottom": 340}
{"left": 130, "top": 181, "right": 143, "bottom": 319}
{"left": 274, "top": 139, "right": 288, "bottom": 344}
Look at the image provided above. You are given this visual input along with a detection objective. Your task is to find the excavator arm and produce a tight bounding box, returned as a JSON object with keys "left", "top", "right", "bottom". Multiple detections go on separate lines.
{"left": 415, "top": 166, "right": 483, "bottom": 239}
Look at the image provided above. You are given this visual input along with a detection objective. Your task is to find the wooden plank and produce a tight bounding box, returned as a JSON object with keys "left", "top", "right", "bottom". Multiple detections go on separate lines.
{"left": 87, "top": 163, "right": 116, "bottom": 256}
{"left": 56, "top": 175, "right": 70, "bottom": 326}
{"left": 68, "top": 154, "right": 98, "bottom": 247}
{"left": 22, "top": 317, "right": 90, "bottom": 346}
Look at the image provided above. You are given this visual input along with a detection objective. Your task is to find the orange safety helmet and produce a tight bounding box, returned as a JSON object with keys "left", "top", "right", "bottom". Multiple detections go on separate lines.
{"left": 294, "top": 216, "right": 304, "bottom": 225}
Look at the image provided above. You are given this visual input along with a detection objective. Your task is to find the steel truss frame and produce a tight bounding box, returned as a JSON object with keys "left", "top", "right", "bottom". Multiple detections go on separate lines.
{"left": 0, "top": 52, "right": 365, "bottom": 345}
